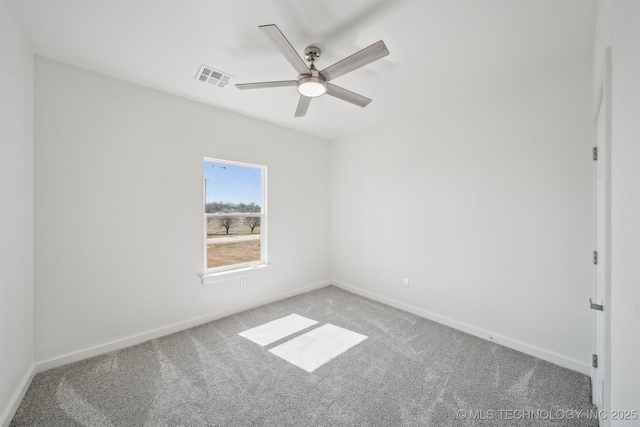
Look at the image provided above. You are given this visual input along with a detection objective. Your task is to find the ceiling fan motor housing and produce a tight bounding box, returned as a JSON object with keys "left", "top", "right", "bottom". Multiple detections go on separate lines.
{"left": 298, "top": 46, "right": 326, "bottom": 97}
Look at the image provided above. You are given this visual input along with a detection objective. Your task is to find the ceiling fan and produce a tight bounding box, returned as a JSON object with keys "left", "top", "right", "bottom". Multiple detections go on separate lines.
{"left": 235, "top": 24, "right": 389, "bottom": 117}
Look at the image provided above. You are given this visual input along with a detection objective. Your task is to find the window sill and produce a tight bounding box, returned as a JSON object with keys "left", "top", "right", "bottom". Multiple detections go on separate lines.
{"left": 200, "top": 263, "right": 269, "bottom": 285}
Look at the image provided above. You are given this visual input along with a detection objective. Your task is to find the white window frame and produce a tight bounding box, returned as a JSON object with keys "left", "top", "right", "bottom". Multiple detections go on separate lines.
{"left": 203, "top": 157, "right": 268, "bottom": 276}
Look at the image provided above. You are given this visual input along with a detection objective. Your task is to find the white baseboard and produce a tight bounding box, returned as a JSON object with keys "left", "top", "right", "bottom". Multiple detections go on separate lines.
{"left": 36, "top": 280, "right": 330, "bottom": 373}
{"left": 331, "top": 280, "right": 591, "bottom": 376}
{"left": 1, "top": 364, "right": 35, "bottom": 427}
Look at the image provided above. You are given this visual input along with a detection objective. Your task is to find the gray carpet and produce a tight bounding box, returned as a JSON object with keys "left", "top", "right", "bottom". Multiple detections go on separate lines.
{"left": 11, "top": 286, "right": 598, "bottom": 426}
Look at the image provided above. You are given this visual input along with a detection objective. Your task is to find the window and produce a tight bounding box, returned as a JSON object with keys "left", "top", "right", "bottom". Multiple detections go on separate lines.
{"left": 204, "top": 158, "right": 267, "bottom": 273}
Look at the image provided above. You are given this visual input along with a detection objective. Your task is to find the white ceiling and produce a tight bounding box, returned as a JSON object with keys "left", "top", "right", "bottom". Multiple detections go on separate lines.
{"left": 7, "top": 0, "right": 597, "bottom": 140}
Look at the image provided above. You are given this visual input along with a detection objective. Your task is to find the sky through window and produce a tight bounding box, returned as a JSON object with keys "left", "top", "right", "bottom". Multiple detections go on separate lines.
{"left": 203, "top": 161, "right": 261, "bottom": 206}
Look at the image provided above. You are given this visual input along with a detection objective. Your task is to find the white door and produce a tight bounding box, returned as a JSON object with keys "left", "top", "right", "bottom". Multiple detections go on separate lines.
{"left": 592, "top": 47, "right": 611, "bottom": 411}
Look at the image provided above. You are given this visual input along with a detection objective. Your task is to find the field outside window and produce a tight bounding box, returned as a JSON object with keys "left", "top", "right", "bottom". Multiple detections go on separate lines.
{"left": 204, "top": 158, "right": 266, "bottom": 272}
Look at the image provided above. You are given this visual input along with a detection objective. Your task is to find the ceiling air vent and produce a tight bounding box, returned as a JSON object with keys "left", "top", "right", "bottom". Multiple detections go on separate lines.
{"left": 196, "top": 65, "right": 233, "bottom": 88}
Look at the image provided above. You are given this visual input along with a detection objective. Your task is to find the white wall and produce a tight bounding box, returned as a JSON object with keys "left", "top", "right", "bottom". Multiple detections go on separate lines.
{"left": 34, "top": 58, "right": 331, "bottom": 366}
{"left": 331, "top": 55, "right": 593, "bottom": 374}
{"left": 592, "top": 1, "right": 640, "bottom": 424}
{"left": 0, "top": 0, "right": 35, "bottom": 424}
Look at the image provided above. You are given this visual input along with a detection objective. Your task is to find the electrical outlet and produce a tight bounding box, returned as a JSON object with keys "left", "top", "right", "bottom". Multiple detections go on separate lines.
{"left": 240, "top": 278, "right": 247, "bottom": 288}
{"left": 403, "top": 279, "right": 409, "bottom": 287}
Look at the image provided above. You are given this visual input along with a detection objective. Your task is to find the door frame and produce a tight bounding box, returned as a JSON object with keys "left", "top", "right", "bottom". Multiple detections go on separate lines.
{"left": 592, "top": 46, "right": 612, "bottom": 412}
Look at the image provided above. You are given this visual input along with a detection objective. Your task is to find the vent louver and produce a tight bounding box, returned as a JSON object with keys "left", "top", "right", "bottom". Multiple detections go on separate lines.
{"left": 196, "top": 65, "right": 232, "bottom": 88}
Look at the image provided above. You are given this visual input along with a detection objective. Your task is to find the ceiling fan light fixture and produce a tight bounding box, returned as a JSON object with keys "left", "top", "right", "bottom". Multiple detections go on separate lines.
{"left": 297, "top": 76, "right": 327, "bottom": 97}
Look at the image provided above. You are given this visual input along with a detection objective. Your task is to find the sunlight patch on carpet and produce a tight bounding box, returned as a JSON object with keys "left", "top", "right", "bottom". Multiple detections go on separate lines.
{"left": 269, "top": 324, "right": 367, "bottom": 372}
{"left": 238, "top": 313, "right": 318, "bottom": 346}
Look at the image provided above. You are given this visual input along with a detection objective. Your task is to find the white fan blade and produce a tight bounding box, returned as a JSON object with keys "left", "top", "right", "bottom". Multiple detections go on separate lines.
{"left": 295, "top": 96, "right": 312, "bottom": 117}
{"left": 320, "top": 40, "right": 389, "bottom": 82}
{"left": 326, "top": 84, "right": 372, "bottom": 108}
{"left": 235, "top": 81, "right": 297, "bottom": 90}
{"left": 259, "top": 24, "right": 310, "bottom": 76}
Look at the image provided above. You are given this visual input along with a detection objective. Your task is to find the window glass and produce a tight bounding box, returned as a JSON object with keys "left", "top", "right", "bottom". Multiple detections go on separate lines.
{"left": 204, "top": 158, "right": 266, "bottom": 272}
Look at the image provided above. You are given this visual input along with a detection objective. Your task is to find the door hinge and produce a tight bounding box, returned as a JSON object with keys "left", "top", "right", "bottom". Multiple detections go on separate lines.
{"left": 593, "top": 251, "right": 598, "bottom": 265}
{"left": 590, "top": 298, "right": 604, "bottom": 311}
{"left": 592, "top": 354, "right": 598, "bottom": 368}
{"left": 593, "top": 147, "right": 598, "bottom": 161}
